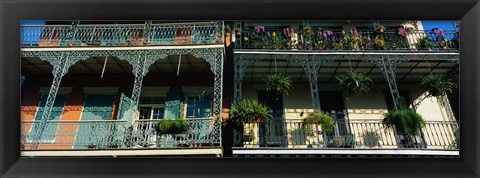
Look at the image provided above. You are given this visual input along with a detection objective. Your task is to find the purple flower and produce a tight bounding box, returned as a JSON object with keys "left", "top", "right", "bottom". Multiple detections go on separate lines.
{"left": 317, "top": 31, "right": 323, "bottom": 37}
{"left": 433, "top": 28, "right": 444, "bottom": 38}
{"left": 326, "top": 31, "right": 333, "bottom": 36}
{"left": 323, "top": 33, "right": 328, "bottom": 38}
{"left": 254, "top": 26, "right": 265, "bottom": 33}
{"left": 283, "top": 28, "right": 292, "bottom": 37}
{"left": 349, "top": 28, "right": 358, "bottom": 35}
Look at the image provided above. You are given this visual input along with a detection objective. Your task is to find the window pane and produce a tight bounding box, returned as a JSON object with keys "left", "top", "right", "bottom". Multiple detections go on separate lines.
{"left": 152, "top": 108, "right": 164, "bottom": 119}
{"left": 186, "top": 107, "right": 195, "bottom": 117}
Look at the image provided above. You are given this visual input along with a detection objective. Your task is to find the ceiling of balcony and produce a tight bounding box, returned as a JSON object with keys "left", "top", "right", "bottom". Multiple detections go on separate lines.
{"left": 21, "top": 54, "right": 212, "bottom": 76}
{"left": 242, "top": 60, "right": 458, "bottom": 84}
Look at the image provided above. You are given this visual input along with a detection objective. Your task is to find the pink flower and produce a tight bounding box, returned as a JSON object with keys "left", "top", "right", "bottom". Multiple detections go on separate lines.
{"left": 397, "top": 27, "right": 407, "bottom": 37}
{"left": 254, "top": 26, "right": 265, "bottom": 33}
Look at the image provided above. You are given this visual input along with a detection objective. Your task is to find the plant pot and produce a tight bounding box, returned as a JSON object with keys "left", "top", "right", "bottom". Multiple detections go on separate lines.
{"left": 255, "top": 118, "right": 266, "bottom": 124}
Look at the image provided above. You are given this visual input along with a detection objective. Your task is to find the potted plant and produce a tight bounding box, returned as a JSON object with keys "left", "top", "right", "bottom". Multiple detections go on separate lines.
{"left": 235, "top": 28, "right": 242, "bottom": 36}
{"left": 336, "top": 70, "right": 373, "bottom": 98}
{"left": 421, "top": 73, "right": 458, "bottom": 97}
{"left": 229, "top": 99, "right": 273, "bottom": 145}
{"left": 415, "top": 37, "right": 434, "bottom": 50}
{"left": 264, "top": 74, "right": 293, "bottom": 99}
{"left": 383, "top": 109, "right": 425, "bottom": 148}
{"left": 377, "top": 25, "right": 385, "bottom": 33}
{"left": 229, "top": 99, "right": 272, "bottom": 125}
{"left": 345, "top": 28, "right": 362, "bottom": 50}
{"left": 155, "top": 118, "right": 190, "bottom": 148}
{"left": 155, "top": 118, "right": 190, "bottom": 135}
{"left": 374, "top": 36, "right": 386, "bottom": 50}
{"left": 301, "top": 112, "right": 334, "bottom": 139}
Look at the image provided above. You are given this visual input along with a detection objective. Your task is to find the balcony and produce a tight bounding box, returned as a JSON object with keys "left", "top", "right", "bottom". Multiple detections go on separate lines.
{"left": 233, "top": 119, "right": 459, "bottom": 155}
{"left": 20, "top": 21, "right": 224, "bottom": 47}
{"left": 233, "top": 27, "right": 459, "bottom": 51}
{"left": 21, "top": 118, "right": 221, "bottom": 151}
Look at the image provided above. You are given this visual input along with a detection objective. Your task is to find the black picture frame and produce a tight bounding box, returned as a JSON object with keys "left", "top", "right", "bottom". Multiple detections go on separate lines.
{"left": 1, "top": 0, "right": 479, "bottom": 177}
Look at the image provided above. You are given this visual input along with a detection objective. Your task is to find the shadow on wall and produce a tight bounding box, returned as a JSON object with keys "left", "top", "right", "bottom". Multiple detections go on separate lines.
{"left": 362, "top": 131, "right": 380, "bottom": 148}
{"left": 290, "top": 127, "right": 309, "bottom": 147}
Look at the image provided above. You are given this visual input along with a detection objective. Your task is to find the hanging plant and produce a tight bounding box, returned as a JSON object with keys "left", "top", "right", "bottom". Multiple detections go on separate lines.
{"left": 265, "top": 74, "right": 293, "bottom": 96}
{"left": 383, "top": 109, "right": 425, "bottom": 137}
{"left": 229, "top": 99, "right": 272, "bottom": 126}
{"left": 302, "top": 112, "right": 334, "bottom": 136}
{"left": 336, "top": 70, "right": 373, "bottom": 97}
{"left": 155, "top": 118, "right": 190, "bottom": 135}
{"left": 421, "top": 73, "right": 458, "bottom": 96}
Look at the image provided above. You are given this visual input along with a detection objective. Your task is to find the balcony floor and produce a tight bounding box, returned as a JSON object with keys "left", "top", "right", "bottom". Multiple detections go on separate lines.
{"left": 22, "top": 147, "right": 223, "bottom": 157}
{"left": 232, "top": 148, "right": 459, "bottom": 157}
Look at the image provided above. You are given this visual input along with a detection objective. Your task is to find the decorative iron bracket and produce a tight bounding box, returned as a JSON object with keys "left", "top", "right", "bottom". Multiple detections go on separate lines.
{"left": 362, "top": 55, "right": 410, "bottom": 109}
{"left": 288, "top": 57, "right": 333, "bottom": 111}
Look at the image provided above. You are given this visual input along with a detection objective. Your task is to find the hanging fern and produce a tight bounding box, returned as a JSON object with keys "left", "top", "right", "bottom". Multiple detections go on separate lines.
{"left": 421, "top": 73, "right": 457, "bottom": 96}
{"left": 265, "top": 74, "right": 293, "bottom": 95}
{"left": 336, "top": 70, "right": 373, "bottom": 97}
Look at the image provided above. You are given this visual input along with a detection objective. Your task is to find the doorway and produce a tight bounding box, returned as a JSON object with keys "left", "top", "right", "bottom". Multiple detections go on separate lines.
{"left": 257, "top": 91, "right": 285, "bottom": 147}
{"left": 319, "top": 91, "right": 352, "bottom": 148}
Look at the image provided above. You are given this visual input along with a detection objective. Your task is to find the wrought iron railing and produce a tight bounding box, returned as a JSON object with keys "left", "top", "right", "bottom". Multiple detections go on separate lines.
{"left": 233, "top": 119, "right": 459, "bottom": 150}
{"left": 234, "top": 27, "right": 459, "bottom": 51}
{"left": 20, "top": 21, "right": 224, "bottom": 47}
{"left": 21, "top": 118, "right": 221, "bottom": 150}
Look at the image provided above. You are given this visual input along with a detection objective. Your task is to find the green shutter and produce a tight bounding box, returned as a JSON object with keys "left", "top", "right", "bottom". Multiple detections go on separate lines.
{"left": 116, "top": 89, "right": 133, "bottom": 121}
{"left": 75, "top": 94, "right": 115, "bottom": 149}
{"left": 165, "top": 91, "right": 184, "bottom": 119}
{"left": 197, "top": 94, "right": 212, "bottom": 118}
{"left": 31, "top": 95, "right": 67, "bottom": 142}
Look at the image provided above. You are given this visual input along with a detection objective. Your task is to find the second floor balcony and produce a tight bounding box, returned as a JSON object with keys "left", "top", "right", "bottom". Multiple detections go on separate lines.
{"left": 21, "top": 21, "right": 224, "bottom": 48}
{"left": 233, "top": 119, "right": 459, "bottom": 151}
{"left": 233, "top": 26, "right": 459, "bottom": 51}
{"left": 21, "top": 118, "right": 221, "bottom": 150}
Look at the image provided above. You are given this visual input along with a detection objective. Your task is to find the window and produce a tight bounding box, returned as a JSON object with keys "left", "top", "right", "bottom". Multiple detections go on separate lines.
{"left": 186, "top": 97, "right": 198, "bottom": 118}
{"left": 139, "top": 97, "right": 165, "bottom": 120}
{"left": 185, "top": 94, "right": 212, "bottom": 118}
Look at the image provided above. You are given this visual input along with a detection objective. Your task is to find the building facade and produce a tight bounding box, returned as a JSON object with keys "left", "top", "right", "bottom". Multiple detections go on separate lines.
{"left": 229, "top": 21, "right": 459, "bottom": 157}
{"left": 20, "top": 21, "right": 225, "bottom": 157}
{"left": 20, "top": 20, "right": 459, "bottom": 157}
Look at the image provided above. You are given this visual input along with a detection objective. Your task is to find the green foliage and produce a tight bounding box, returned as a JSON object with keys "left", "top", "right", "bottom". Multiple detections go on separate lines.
{"left": 415, "top": 37, "right": 434, "bottom": 50}
{"left": 421, "top": 74, "right": 457, "bottom": 96}
{"left": 336, "top": 70, "right": 373, "bottom": 97}
{"left": 155, "top": 118, "right": 190, "bottom": 134}
{"left": 383, "top": 109, "right": 425, "bottom": 137}
{"left": 302, "top": 112, "right": 334, "bottom": 135}
{"left": 229, "top": 99, "right": 273, "bottom": 126}
{"left": 265, "top": 74, "right": 293, "bottom": 95}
